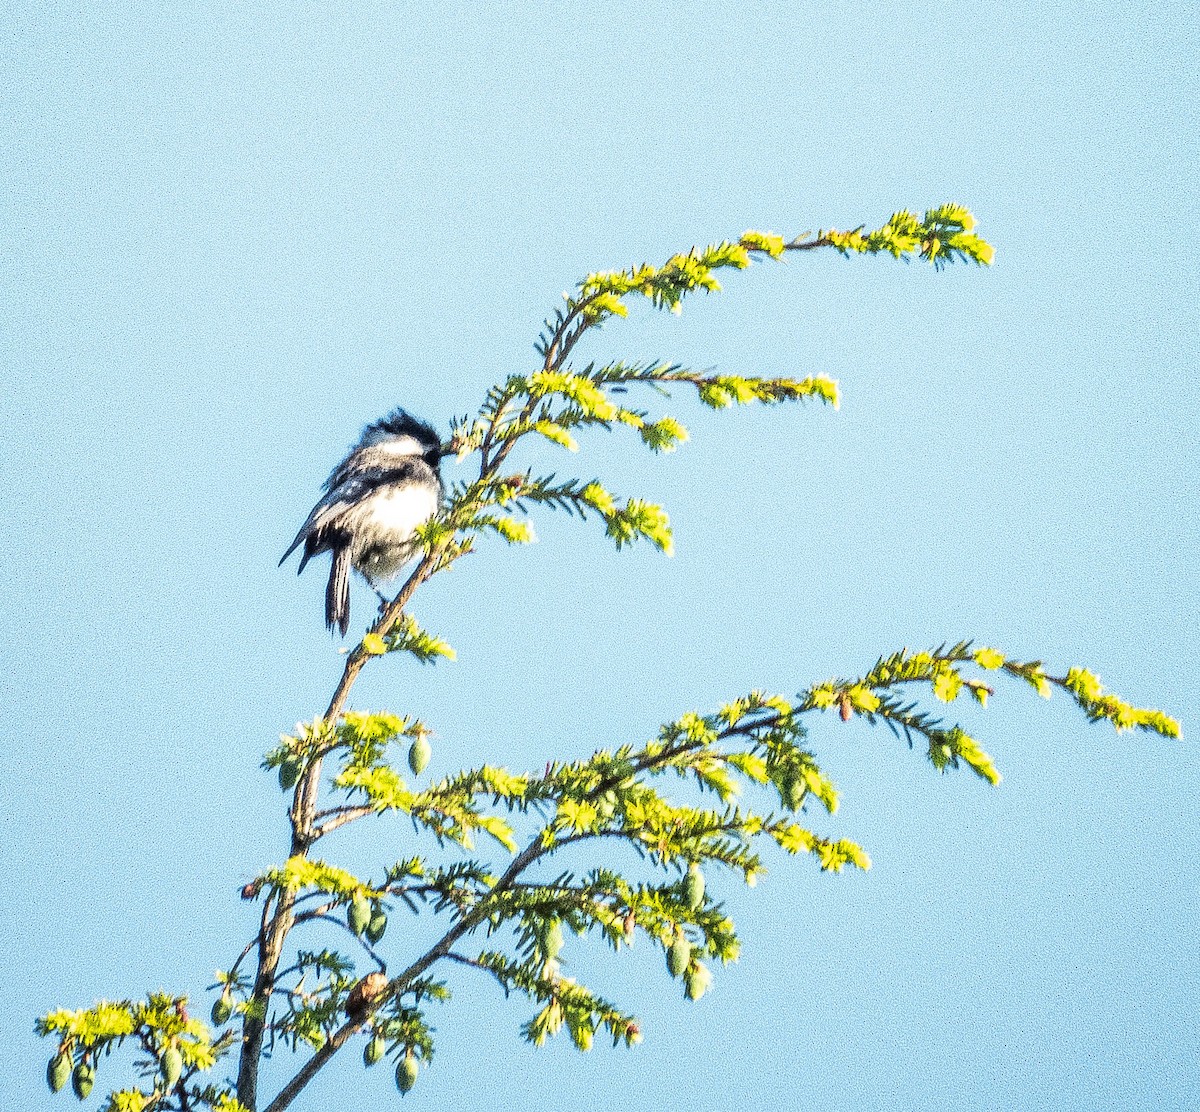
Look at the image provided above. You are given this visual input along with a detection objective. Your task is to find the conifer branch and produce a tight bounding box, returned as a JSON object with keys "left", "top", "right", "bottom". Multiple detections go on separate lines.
{"left": 36, "top": 208, "right": 1181, "bottom": 1112}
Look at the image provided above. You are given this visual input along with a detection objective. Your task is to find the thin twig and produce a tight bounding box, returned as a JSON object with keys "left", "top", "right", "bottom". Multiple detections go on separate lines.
{"left": 310, "top": 806, "right": 375, "bottom": 840}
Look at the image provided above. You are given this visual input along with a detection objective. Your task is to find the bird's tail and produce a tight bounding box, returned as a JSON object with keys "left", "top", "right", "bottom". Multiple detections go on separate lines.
{"left": 325, "top": 546, "right": 352, "bottom": 636}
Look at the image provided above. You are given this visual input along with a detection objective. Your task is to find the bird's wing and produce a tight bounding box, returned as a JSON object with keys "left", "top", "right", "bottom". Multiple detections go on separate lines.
{"left": 279, "top": 478, "right": 369, "bottom": 569}
{"left": 280, "top": 466, "right": 424, "bottom": 570}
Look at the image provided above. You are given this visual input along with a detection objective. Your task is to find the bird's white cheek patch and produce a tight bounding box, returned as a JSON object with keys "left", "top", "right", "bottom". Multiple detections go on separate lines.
{"left": 373, "top": 435, "right": 426, "bottom": 459}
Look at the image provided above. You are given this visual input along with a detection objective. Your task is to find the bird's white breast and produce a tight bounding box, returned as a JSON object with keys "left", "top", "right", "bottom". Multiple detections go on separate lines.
{"left": 346, "top": 482, "right": 440, "bottom": 582}
{"left": 362, "top": 482, "right": 438, "bottom": 535}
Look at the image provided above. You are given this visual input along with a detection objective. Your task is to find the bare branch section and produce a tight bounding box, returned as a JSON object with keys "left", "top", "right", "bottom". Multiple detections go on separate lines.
{"left": 33, "top": 209, "right": 1179, "bottom": 1112}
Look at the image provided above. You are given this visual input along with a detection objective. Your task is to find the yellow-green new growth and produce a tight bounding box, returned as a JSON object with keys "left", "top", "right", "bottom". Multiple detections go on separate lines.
{"left": 822, "top": 204, "right": 994, "bottom": 268}
{"left": 805, "top": 642, "right": 1180, "bottom": 786}
{"left": 36, "top": 207, "right": 1184, "bottom": 1112}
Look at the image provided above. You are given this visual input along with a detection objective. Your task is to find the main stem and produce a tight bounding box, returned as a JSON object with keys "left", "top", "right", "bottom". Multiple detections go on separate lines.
{"left": 234, "top": 555, "right": 438, "bottom": 1109}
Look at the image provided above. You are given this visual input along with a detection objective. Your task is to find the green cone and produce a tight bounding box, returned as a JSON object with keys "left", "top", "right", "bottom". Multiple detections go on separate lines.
{"left": 667, "top": 935, "right": 691, "bottom": 978}
{"left": 364, "top": 1033, "right": 385, "bottom": 1067}
{"left": 348, "top": 893, "right": 372, "bottom": 936}
{"left": 407, "top": 736, "right": 431, "bottom": 776}
{"left": 47, "top": 1052, "right": 71, "bottom": 1093}
{"left": 160, "top": 1045, "right": 183, "bottom": 1088}
{"left": 685, "top": 961, "right": 711, "bottom": 1000}
{"left": 396, "top": 1053, "right": 419, "bottom": 1093}
{"left": 683, "top": 863, "right": 705, "bottom": 910}
{"left": 535, "top": 918, "right": 564, "bottom": 960}
{"left": 365, "top": 906, "right": 388, "bottom": 944}
{"left": 278, "top": 756, "right": 302, "bottom": 791}
{"left": 211, "top": 989, "right": 233, "bottom": 1026}
{"left": 71, "top": 1062, "right": 94, "bottom": 1101}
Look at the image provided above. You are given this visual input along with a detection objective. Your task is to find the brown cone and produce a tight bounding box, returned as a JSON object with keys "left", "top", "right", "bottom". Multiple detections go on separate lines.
{"left": 345, "top": 972, "right": 389, "bottom": 1021}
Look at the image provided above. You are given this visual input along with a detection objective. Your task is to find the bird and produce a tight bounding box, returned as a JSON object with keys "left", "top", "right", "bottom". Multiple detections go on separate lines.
{"left": 280, "top": 409, "right": 444, "bottom": 635}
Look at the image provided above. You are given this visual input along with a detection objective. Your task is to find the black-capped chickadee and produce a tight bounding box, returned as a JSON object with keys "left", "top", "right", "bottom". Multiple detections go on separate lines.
{"left": 280, "top": 409, "right": 444, "bottom": 635}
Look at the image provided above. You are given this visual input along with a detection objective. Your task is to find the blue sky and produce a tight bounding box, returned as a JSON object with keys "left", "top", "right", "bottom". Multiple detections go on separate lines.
{"left": 3, "top": 2, "right": 1197, "bottom": 1109}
